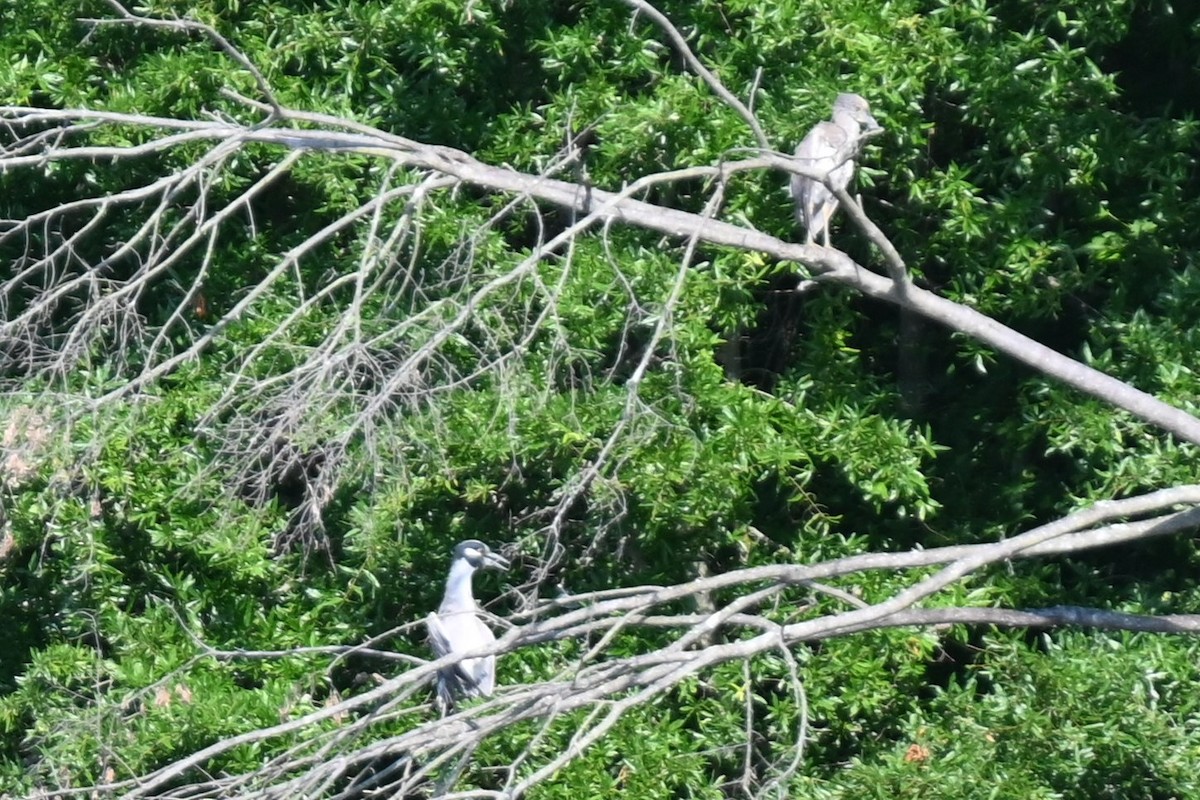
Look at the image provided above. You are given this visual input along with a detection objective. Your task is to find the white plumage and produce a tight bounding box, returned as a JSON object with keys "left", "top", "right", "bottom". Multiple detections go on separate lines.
{"left": 426, "top": 539, "right": 509, "bottom": 714}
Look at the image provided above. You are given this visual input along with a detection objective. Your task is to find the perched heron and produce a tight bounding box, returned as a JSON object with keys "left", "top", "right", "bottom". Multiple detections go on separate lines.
{"left": 426, "top": 539, "right": 510, "bottom": 713}
{"left": 790, "top": 93, "right": 881, "bottom": 245}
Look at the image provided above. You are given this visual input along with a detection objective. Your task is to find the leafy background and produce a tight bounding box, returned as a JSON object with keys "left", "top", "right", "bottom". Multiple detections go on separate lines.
{"left": 2, "top": 0, "right": 1200, "bottom": 795}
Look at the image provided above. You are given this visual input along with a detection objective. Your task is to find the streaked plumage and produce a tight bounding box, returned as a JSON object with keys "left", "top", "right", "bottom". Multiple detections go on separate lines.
{"left": 426, "top": 539, "right": 510, "bottom": 714}
{"left": 790, "top": 93, "right": 881, "bottom": 245}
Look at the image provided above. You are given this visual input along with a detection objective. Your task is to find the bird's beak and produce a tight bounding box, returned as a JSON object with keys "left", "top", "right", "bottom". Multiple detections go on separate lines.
{"left": 864, "top": 115, "right": 883, "bottom": 133}
{"left": 484, "top": 551, "right": 511, "bottom": 570}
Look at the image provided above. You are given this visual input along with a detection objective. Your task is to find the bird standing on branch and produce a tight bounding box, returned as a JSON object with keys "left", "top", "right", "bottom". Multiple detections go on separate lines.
{"left": 790, "top": 93, "right": 882, "bottom": 246}
{"left": 426, "top": 539, "right": 510, "bottom": 714}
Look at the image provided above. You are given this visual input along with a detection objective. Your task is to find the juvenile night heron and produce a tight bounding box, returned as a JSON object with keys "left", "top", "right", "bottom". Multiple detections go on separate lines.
{"left": 426, "top": 539, "right": 510, "bottom": 713}
{"left": 790, "top": 93, "right": 882, "bottom": 245}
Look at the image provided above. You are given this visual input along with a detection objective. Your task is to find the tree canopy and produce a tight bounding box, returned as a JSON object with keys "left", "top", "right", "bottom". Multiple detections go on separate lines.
{"left": 2, "top": 0, "right": 1200, "bottom": 797}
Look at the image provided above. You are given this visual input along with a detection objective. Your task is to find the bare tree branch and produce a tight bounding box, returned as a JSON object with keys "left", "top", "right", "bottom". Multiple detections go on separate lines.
{"left": 6, "top": 5, "right": 1200, "bottom": 797}
{"left": 615, "top": 0, "right": 771, "bottom": 150}
{"left": 5, "top": 109, "right": 1198, "bottom": 446}
{"left": 24, "top": 487, "right": 1199, "bottom": 799}
{"left": 84, "top": 0, "right": 285, "bottom": 120}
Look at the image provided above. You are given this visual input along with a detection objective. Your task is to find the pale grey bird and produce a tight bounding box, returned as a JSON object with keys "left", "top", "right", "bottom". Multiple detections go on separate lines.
{"left": 426, "top": 539, "right": 510, "bottom": 714}
{"left": 790, "top": 93, "right": 882, "bottom": 245}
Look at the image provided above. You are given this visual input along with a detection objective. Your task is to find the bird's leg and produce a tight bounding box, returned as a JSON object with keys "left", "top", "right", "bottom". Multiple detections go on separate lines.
{"left": 803, "top": 199, "right": 817, "bottom": 245}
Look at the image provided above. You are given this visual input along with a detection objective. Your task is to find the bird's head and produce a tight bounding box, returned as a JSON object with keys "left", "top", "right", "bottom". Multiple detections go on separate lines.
{"left": 453, "top": 539, "right": 511, "bottom": 571}
{"left": 833, "top": 93, "right": 882, "bottom": 133}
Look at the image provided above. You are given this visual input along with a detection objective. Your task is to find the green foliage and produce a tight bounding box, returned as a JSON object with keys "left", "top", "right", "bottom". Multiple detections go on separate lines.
{"left": 3, "top": 0, "right": 1200, "bottom": 795}
{"left": 808, "top": 631, "right": 1200, "bottom": 799}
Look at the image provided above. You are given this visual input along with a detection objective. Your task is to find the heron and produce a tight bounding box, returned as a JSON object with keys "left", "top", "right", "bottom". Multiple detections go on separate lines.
{"left": 790, "top": 93, "right": 882, "bottom": 246}
{"left": 426, "top": 539, "right": 510, "bottom": 714}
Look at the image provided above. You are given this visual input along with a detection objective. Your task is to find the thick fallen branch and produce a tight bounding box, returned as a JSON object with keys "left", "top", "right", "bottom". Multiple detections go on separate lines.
{"left": 4, "top": 107, "right": 1198, "bottom": 445}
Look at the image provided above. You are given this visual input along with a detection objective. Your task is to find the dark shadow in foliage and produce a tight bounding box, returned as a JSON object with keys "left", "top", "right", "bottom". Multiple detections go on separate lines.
{"left": 1095, "top": 1, "right": 1200, "bottom": 118}
{"left": 920, "top": 628, "right": 995, "bottom": 698}
{"left": 729, "top": 273, "right": 812, "bottom": 395}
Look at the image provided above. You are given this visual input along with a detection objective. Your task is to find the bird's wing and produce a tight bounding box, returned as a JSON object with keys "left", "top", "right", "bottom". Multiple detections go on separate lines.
{"left": 428, "top": 608, "right": 497, "bottom": 696}
{"left": 793, "top": 123, "right": 847, "bottom": 177}
{"left": 826, "top": 119, "right": 860, "bottom": 192}
{"left": 426, "top": 612, "right": 454, "bottom": 658}
{"left": 792, "top": 121, "right": 856, "bottom": 238}
{"left": 792, "top": 123, "right": 844, "bottom": 203}
{"left": 470, "top": 653, "right": 496, "bottom": 696}
{"left": 427, "top": 612, "right": 465, "bottom": 711}
{"left": 434, "top": 608, "right": 496, "bottom": 652}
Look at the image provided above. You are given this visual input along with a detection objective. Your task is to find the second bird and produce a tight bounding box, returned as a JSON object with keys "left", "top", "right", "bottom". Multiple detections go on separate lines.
{"left": 790, "top": 93, "right": 881, "bottom": 246}
{"left": 426, "top": 539, "right": 510, "bottom": 714}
